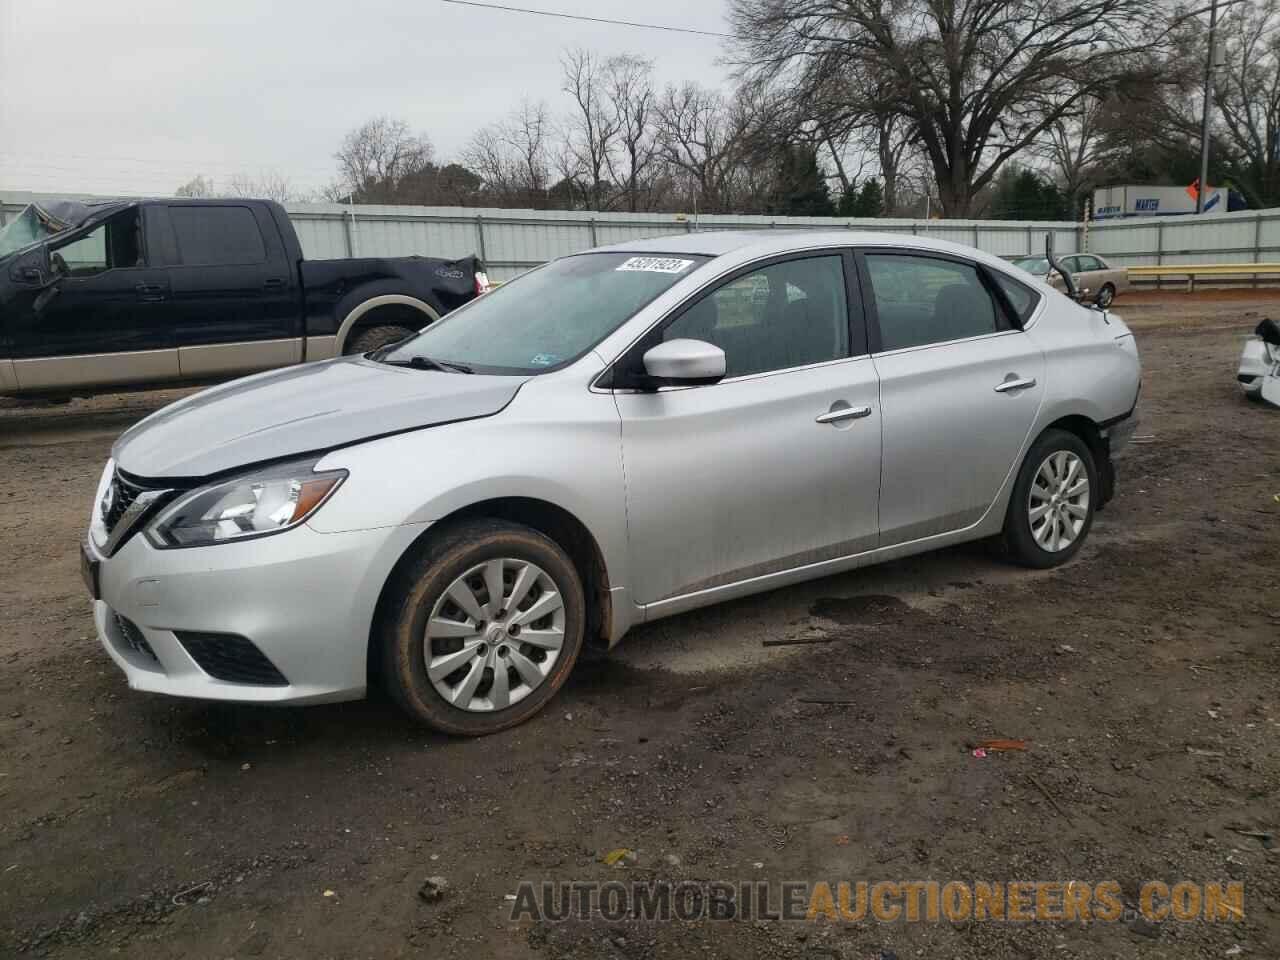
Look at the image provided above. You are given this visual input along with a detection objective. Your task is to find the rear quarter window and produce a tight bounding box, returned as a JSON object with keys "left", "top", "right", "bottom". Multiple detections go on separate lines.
{"left": 990, "top": 270, "right": 1041, "bottom": 324}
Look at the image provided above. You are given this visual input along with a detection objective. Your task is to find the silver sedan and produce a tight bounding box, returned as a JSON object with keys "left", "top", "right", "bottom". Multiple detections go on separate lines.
{"left": 84, "top": 231, "right": 1142, "bottom": 735}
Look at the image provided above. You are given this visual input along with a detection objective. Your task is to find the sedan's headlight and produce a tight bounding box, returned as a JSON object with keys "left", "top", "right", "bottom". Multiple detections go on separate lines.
{"left": 146, "top": 459, "right": 347, "bottom": 548}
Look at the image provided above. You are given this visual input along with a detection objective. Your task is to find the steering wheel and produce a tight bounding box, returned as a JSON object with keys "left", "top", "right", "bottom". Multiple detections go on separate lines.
{"left": 50, "top": 251, "right": 69, "bottom": 278}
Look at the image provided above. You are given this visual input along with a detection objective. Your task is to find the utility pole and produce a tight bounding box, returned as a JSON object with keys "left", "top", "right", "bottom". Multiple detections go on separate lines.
{"left": 1196, "top": 0, "right": 1219, "bottom": 214}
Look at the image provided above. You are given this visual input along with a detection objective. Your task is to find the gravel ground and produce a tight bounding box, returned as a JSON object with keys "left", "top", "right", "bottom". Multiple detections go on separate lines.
{"left": 1, "top": 292, "right": 1278, "bottom": 959}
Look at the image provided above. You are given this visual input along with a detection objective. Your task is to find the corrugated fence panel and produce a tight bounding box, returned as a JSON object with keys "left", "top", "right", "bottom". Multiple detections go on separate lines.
{"left": 1261, "top": 214, "right": 1280, "bottom": 256}
{"left": 1091, "top": 222, "right": 1161, "bottom": 264}
{"left": 289, "top": 214, "right": 348, "bottom": 259}
{"left": 1160, "top": 216, "right": 1257, "bottom": 263}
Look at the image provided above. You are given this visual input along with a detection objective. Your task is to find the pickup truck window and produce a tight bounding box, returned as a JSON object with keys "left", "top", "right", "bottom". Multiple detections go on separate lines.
{"left": 170, "top": 205, "right": 266, "bottom": 266}
{"left": 50, "top": 210, "right": 143, "bottom": 277}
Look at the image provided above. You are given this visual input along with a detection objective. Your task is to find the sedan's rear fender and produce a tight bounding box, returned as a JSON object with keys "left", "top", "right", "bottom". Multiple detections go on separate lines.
{"left": 1017, "top": 305, "right": 1141, "bottom": 507}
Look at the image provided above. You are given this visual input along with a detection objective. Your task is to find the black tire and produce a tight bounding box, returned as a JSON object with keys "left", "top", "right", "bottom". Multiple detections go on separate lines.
{"left": 1095, "top": 283, "right": 1115, "bottom": 308}
{"left": 344, "top": 324, "right": 419, "bottom": 356}
{"left": 378, "top": 519, "right": 586, "bottom": 736}
{"left": 1002, "top": 429, "right": 1098, "bottom": 569}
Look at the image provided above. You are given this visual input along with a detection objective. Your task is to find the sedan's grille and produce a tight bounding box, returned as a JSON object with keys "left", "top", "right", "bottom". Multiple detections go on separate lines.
{"left": 99, "top": 469, "right": 178, "bottom": 555}
{"left": 102, "top": 470, "right": 145, "bottom": 534}
{"left": 113, "top": 612, "right": 159, "bottom": 664}
{"left": 175, "top": 632, "right": 288, "bottom": 686}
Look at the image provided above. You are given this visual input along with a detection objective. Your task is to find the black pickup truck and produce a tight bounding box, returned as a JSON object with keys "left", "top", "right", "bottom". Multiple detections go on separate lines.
{"left": 0, "top": 198, "right": 487, "bottom": 397}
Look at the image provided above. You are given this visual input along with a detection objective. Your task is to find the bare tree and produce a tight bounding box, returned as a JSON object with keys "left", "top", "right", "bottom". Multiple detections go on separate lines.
{"left": 335, "top": 116, "right": 434, "bottom": 202}
{"left": 507, "top": 100, "right": 552, "bottom": 204}
{"left": 654, "top": 83, "right": 759, "bottom": 213}
{"left": 1215, "top": 0, "right": 1280, "bottom": 207}
{"left": 1041, "top": 96, "right": 1111, "bottom": 218}
{"left": 561, "top": 49, "right": 621, "bottom": 210}
{"left": 729, "top": 0, "right": 1179, "bottom": 216}
{"left": 224, "top": 170, "right": 297, "bottom": 203}
{"left": 174, "top": 174, "right": 215, "bottom": 198}
{"left": 172, "top": 171, "right": 300, "bottom": 203}
{"left": 604, "top": 54, "right": 659, "bottom": 211}
{"left": 462, "top": 125, "right": 516, "bottom": 202}
{"left": 464, "top": 101, "right": 552, "bottom": 207}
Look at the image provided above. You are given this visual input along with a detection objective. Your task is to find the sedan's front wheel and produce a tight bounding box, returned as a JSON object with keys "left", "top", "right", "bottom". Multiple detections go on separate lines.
{"left": 1003, "top": 429, "right": 1098, "bottom": 568}
{"left": 379, "top": 519, "right": 586, "bottom": 735}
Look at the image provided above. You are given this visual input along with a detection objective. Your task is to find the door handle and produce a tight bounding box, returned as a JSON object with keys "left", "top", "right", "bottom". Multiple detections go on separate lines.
{"left": 134, "top": 282, "right": 168, "bottom": 302}
{"left": 815, "top": 405, "right": 873, "bottom": 424}
{"left": 263, "top": 277, "right": 286, "bottom": 291}
{"left": 994, "top": 377, "right": 1037, "bottom": 393}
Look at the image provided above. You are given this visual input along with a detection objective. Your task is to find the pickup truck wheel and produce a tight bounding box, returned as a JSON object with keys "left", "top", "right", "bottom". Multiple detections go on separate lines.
{"left": 344, "top": 324, "right": 419, "bottom": 356}
{"left": 378, "top": 519, "right": 586, "bottom": 736}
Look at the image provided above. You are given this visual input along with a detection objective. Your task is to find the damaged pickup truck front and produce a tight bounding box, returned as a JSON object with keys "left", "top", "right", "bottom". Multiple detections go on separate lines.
{"left": 0, "top": 197, "right": 488, "bottom": 397}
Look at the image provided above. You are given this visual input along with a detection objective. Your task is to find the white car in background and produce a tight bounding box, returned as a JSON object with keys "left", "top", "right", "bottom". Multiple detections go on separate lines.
{"left": 1239, "top": 318, "right": 1280, "bottom": 407}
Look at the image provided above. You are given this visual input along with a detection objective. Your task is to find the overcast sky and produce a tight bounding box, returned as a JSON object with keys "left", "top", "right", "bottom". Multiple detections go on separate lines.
{"left": 0, "top": 0, "right": 732, "bottom": 198}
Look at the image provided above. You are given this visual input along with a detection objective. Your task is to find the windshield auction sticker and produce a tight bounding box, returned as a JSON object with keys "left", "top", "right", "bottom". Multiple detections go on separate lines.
{"left": 616, "top": 257, "right": 695, "bottom": 274}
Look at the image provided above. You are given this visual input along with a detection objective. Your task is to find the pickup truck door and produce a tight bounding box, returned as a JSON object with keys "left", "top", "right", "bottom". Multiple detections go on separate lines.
{"left": 10, "top": 207, "right": 180, "bottom": 393}
{"left": 161, "top": 203, "right": 302, "bottom": 378}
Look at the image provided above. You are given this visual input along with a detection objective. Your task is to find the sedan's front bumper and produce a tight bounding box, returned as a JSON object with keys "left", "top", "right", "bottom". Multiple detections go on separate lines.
{"left": 88, "top": 520, "right": 428, "bottom": 704}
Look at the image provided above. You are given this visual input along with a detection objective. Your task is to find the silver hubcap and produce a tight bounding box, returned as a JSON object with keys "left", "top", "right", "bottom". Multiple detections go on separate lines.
{"left": 1028, "top": 451, "right": 1090, "bottom": 552}
{"left": 1098, "top": 287, "right": 1113, "bottom": 307}
{"left": 424, "top": 558, "right": 565, "bottom": 712}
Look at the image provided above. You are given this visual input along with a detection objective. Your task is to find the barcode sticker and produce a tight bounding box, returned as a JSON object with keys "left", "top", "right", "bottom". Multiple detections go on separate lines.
{"left": 615, "top": 257, "right": 695, "bottom": 274}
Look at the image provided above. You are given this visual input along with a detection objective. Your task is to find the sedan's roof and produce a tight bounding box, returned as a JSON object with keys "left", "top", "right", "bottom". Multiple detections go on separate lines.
{"left": 589, "top": 229, "right": 1020, "bottom": 268}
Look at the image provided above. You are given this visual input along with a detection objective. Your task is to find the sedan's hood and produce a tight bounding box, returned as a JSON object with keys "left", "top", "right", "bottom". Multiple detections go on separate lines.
{"left": 113, "top": 357, "right": 528, "bottom": 479}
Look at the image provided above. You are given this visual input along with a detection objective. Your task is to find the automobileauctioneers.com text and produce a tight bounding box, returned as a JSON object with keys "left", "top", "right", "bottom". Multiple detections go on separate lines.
{"left": 508, "top": 879, "right": 1245, "bottom": 925}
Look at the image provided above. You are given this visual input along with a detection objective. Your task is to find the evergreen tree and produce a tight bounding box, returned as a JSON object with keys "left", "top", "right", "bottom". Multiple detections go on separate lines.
{"left": 770, "top": 147, "right": 836, "bottom": 217}
{"left": 853, "top": 178, "right": 884, "bottom": 217}
{"left": 988, "top": 168, "right": 1067, "bottom": 220}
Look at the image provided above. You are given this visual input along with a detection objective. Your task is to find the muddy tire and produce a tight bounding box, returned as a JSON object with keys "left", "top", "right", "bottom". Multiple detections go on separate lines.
{"left": 378, "top": 519, "right": 586, "bottom": 736}
{"left": 1002, "top": 429, "right": 1098, "bottom": 569}
{"left": 344, "top": 324, "right": 419, "bottom": 356}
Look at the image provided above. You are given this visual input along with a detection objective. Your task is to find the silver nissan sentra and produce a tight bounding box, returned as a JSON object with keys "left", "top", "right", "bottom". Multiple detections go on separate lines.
{"left": 83, "top": 231, "right": 1141, "bottom": 735}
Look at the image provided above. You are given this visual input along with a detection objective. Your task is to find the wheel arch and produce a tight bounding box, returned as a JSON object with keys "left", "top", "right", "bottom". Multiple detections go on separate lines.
{"left": 368, "top": 496, "right": 614, "bottom": 684}
{"left": 336, "top": 294, "right": 441, "bottom": 354}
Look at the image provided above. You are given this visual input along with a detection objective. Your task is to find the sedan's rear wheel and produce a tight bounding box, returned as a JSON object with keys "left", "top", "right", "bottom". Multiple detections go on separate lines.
{"left": 1095, "top": 283, "right": 1116, "bottom": 308}
{"left": 379, "top": 519, "right": 585, "bottom": 735}
{"left": 1003, "top": 429, "right": 1098, "bottom": 568}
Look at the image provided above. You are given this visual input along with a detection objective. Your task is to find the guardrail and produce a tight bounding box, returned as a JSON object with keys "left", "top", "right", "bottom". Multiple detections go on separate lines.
{"left": 1127, "top": 263, "right": 1280, "bottom": 291}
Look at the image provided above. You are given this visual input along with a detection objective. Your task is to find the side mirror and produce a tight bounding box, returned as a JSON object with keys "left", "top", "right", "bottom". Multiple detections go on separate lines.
{"left": 641, "top": 339, "right": 726, "bottom": 387}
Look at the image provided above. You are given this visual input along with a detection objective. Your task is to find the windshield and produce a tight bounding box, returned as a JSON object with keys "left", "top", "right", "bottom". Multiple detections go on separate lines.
{"left": 1011, "top": 257, "right": 1050, "bottom": 274}
{"left": 0, "top": 206, "right": 56, "bottom": 259}
{"left": 378, "top": 252, "right": 709, "bottom": 374}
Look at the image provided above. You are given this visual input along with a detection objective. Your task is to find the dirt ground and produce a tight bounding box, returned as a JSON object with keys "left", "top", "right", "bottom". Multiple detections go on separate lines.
{"left": 2, "top": 293, "right": 1278, "bottom": 959}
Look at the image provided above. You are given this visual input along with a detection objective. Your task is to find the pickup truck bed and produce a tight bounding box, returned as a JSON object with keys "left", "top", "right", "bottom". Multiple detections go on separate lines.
{"left": 0, "top": 197, "right": 486, "bottom": 397}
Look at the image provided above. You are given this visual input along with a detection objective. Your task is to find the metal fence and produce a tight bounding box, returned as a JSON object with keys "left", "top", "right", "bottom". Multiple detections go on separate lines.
{"left": 283, "top": 203, "right": 1081, "bottom": 280}
{"left": 3, "top": 190, "right": 1278, "bottom": 281}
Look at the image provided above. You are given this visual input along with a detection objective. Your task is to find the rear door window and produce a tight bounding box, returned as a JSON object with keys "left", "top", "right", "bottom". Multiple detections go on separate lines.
{"left": 862, "top": 254, "right": 1005, "bottom": 351}
{"left": 169, "top": 206, "right": 266, "bottom": 266}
